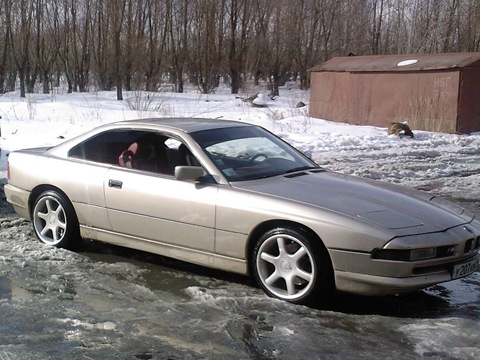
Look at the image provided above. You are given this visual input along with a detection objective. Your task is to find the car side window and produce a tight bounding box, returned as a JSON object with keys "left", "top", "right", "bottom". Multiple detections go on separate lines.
{"left": 118, "top": 132, "right": 171, "bottom": 174}
{"left": 69, "top": 130, "right": 144, "bottom": 165}
{"left": 69, "top": 129, "right": 201, "bottom": 176}
{"left": 118, "top": 133, "right": 201, "bottom": 175}
{"left": 163, "top": 138, "right": 202, "bottom": 170}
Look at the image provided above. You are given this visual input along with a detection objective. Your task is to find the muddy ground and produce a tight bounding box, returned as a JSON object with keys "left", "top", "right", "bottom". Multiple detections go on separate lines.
{"left": 0, "top": 182, "right": 479, "bottom": 359}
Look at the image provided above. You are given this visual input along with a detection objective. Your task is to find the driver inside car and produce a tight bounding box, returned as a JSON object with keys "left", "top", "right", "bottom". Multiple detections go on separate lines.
{"left": 119, "top": 133, "right": 169, "bottom": 173}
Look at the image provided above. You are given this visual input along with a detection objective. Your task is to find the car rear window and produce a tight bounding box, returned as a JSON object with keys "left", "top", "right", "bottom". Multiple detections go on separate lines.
{"left": 69, "top": 130, "right": 146, "bottom": 164}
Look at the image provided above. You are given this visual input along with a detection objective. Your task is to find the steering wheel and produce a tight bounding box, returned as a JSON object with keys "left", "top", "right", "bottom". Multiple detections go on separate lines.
{"left": 248, "top": 153, "right": 269, "bottom": 165}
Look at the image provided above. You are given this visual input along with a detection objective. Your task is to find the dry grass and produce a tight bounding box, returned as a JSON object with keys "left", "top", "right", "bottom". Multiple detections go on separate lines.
{"left": 396, "top": 95, "right": 454, "bottom": 133}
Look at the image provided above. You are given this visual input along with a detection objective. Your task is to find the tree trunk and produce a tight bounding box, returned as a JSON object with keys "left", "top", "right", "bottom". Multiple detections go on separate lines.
{"left": 19, "top": 70, "right": 26, "bottom": 98}
{"left": 230, "top": 67, "right": 241, "bottom": 94}
{"left": 42, "top": 71, "right": 49, "bottom": 94}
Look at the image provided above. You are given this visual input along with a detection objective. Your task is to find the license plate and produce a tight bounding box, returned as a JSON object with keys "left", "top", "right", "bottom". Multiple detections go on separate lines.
{"left": 452, "top": 255, "right": 479, "bottom": 279}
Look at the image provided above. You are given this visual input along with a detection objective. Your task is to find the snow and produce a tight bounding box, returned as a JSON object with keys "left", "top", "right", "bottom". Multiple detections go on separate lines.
{"left": 2, "top": 86, "right": 480, "bottom": 204}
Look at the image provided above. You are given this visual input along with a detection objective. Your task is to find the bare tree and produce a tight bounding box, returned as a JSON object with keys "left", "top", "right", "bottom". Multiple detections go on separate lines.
{"left": 459, "top": 0, "right": 480, "bottom": 52}
{"left": 255, "top": 0, "right": 294, "bottom": 97}
{"left": 188, "top": 0, "right": 225, "bottom": 94}
{"left": 3, "top": 0, "right": 480, "bottom": 97}
{"left": 226, "top": 0, "right": 252, "bottom": 94}
{"left": 5, "top": 0, "right": 35, "bottom": 98}
{"left": 108, "top": 0, "right": 127, "bottom": 100}
{"left": 318, "top": 0, "right": 342, "bottom": 60}
{"left": 442, "top": 0, "right": 460, "bottom": 52}
{"left": 32, "top": 0, "right": 62, "bottom": 94}
{"left": 63, "top": 0, "right": 93, "bottom": 93}
{"left": 166, "top": 0, "right": 189, "bottom": 93}
{"left": 0, "top": 0, "right": 11, "bottom": 93}
{"left": 122, "top": 0, "right": 146, "bottom": 91}
{"left": 143, "top": 0, "right": 168, "bottom": 92}
{"left": 371, "top": 0, "right": 385, "bottom": 54}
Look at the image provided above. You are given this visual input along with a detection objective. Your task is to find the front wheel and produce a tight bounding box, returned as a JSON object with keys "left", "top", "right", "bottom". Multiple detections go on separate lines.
{"left": 32, "top": 190, "right": 80, "bottom": 249}
{"left": 252, "top": 227, "right": 332, "bottom": 304}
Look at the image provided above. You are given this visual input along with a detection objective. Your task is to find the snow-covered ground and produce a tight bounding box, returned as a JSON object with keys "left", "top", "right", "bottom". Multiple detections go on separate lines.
{"left": 1, "top": 85, "right": 479, "bottom": 359}
{"left": 1, "top": 86, "right": 480, "bottom": 203}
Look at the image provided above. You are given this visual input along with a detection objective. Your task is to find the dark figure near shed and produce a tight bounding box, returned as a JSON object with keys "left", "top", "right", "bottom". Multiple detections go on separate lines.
{"left": 388, "top": 122, "right": 414, "bottom": 138}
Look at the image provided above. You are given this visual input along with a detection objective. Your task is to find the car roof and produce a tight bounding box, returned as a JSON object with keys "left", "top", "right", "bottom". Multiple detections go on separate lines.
{"left": 112, "top": 118, "right": 252, "bottom": 133}
{"left": 46, "top": 117, "right": 256, "bottom": 158}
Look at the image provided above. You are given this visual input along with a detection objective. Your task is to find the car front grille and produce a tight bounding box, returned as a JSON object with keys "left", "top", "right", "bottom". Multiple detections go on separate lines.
{"left": 464, "top": 236, "right": 480, "bottom": 254}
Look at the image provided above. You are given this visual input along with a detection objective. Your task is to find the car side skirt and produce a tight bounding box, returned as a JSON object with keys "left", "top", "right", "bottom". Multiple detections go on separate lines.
{"left": 79, "top": 225, "right": 248, "bottom": 275}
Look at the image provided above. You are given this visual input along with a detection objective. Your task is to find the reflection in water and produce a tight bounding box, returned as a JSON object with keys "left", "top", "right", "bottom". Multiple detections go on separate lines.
{"left": 0, "top": 148, "right": 7, "bottom": 173}
{"left": 0, "top": 233, "right": 477, "bottom": 359}
{"left": 0, "top": 276, "right": 11, "bottom": 300}
{"left": 80, "top": 239, "right": 477, "bottom": 320}
{"left": 0, "top": 276, "right": 34, "bottom": 301}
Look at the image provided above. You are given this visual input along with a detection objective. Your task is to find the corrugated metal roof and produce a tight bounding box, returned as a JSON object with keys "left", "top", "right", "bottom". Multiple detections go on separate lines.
{"left": 309, "top": 52, "right": 480, "bottom": 72}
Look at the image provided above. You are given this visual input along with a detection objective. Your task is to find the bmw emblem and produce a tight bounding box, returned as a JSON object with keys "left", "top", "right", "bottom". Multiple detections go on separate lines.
{"left": 463, "top": 226, "right": 474, "bottom": 235}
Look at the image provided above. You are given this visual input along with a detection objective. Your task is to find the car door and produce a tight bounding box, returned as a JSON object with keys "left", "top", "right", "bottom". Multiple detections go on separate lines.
{"left": 58, "top": 159, "right": 113, "bottom": 230}
{"left": 104, "top": 167, "right": 218, "bottom": 252}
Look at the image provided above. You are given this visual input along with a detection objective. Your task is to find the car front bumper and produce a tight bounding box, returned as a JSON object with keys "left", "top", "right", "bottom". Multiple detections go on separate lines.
{"left": 333, "top": 255, "right": 479, "bottom": 296}
{"left": 330, "top": 247, "right": 479, "bottom": 296}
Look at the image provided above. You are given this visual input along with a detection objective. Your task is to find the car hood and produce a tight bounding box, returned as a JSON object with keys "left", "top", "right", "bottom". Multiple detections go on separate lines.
{"left": 232, "top": 170, "right": 473, "bottom": 236}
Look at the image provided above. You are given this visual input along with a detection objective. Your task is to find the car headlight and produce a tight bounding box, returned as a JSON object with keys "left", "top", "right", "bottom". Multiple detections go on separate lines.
{"left": 410, "top": 247, "right": 436, "bottom": 261}
{"left": 372, "top": 247, "right": 438, "bottom": 261}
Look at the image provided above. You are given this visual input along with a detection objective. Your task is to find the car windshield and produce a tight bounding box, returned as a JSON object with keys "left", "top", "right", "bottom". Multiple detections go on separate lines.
{"left": 191, "top": 125, "right": 319, "bottom": 181}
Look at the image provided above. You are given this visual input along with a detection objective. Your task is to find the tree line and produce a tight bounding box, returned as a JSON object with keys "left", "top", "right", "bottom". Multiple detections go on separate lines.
{"left": 1, "top": 0, "right": 479, "bottom": 99}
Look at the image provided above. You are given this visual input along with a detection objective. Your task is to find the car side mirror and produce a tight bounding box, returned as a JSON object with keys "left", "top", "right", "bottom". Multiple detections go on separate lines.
{"left": 174, "top": 166, "right": 206, "bottom": 182}
{"left": 303, "top": 150, "right": 313, "bottom": 159}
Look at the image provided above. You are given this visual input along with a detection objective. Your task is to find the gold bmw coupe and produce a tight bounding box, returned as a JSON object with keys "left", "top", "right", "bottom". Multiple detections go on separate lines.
{"left": 5, "top": 118, "right": 479, "bottom": 304}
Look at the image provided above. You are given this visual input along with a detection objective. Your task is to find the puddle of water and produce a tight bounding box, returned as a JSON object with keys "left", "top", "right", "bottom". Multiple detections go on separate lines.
{"left": 82, "top": 249, "right": 202, "bottom": 301}
{"left": 0, "top": 276, "right": 34, "bottom": 301}
{"left": 0, "top": 148, "right": 7, "bottom": 172}
{"left": 0, "top": 148, "right": 7, "bottom": 183}
{"left": 0, "top": 276, "right": 11, "bottom": 300}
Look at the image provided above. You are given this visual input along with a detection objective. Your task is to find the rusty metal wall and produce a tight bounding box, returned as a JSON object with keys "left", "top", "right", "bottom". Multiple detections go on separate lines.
{"left": 309, "top": 70, "right": 460, "bottom": 133}
{"left": 458, "top": 68, "right": 480, "bottom": 134}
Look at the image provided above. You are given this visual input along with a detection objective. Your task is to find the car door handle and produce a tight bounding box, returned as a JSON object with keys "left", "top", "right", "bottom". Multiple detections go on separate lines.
{"left": 108, "top": 179, "right": 123, "bottom": 189}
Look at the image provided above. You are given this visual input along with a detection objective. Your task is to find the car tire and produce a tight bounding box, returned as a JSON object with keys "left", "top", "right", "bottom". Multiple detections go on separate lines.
{"left": 32, "top": 190, "right": 80, "bottom": 249}
{"left": 252, "top": 227, "right": 332, "bottom": 304}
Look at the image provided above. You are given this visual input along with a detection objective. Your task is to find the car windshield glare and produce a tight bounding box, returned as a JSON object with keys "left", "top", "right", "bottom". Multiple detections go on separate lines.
{"left": 191, "top": 125, "right": 318, "bottom": 181}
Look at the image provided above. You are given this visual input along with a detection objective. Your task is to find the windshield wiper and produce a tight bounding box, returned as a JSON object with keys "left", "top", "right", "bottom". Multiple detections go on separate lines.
{"left": 284, "top": 166, "right": 319, "bottom": 174}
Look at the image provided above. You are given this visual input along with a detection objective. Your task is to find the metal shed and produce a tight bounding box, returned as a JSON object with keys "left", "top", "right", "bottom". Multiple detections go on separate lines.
{"left": 308, "top": 53, "right": 480, "bottom": 134}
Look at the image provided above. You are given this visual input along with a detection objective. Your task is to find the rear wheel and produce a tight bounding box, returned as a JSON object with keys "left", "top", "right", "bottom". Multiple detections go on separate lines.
{"left": 252, "top": 227, "right": 332, "bottom": 304}
{"left": 32, "top": 190, "right": 80, "bottom": 249}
